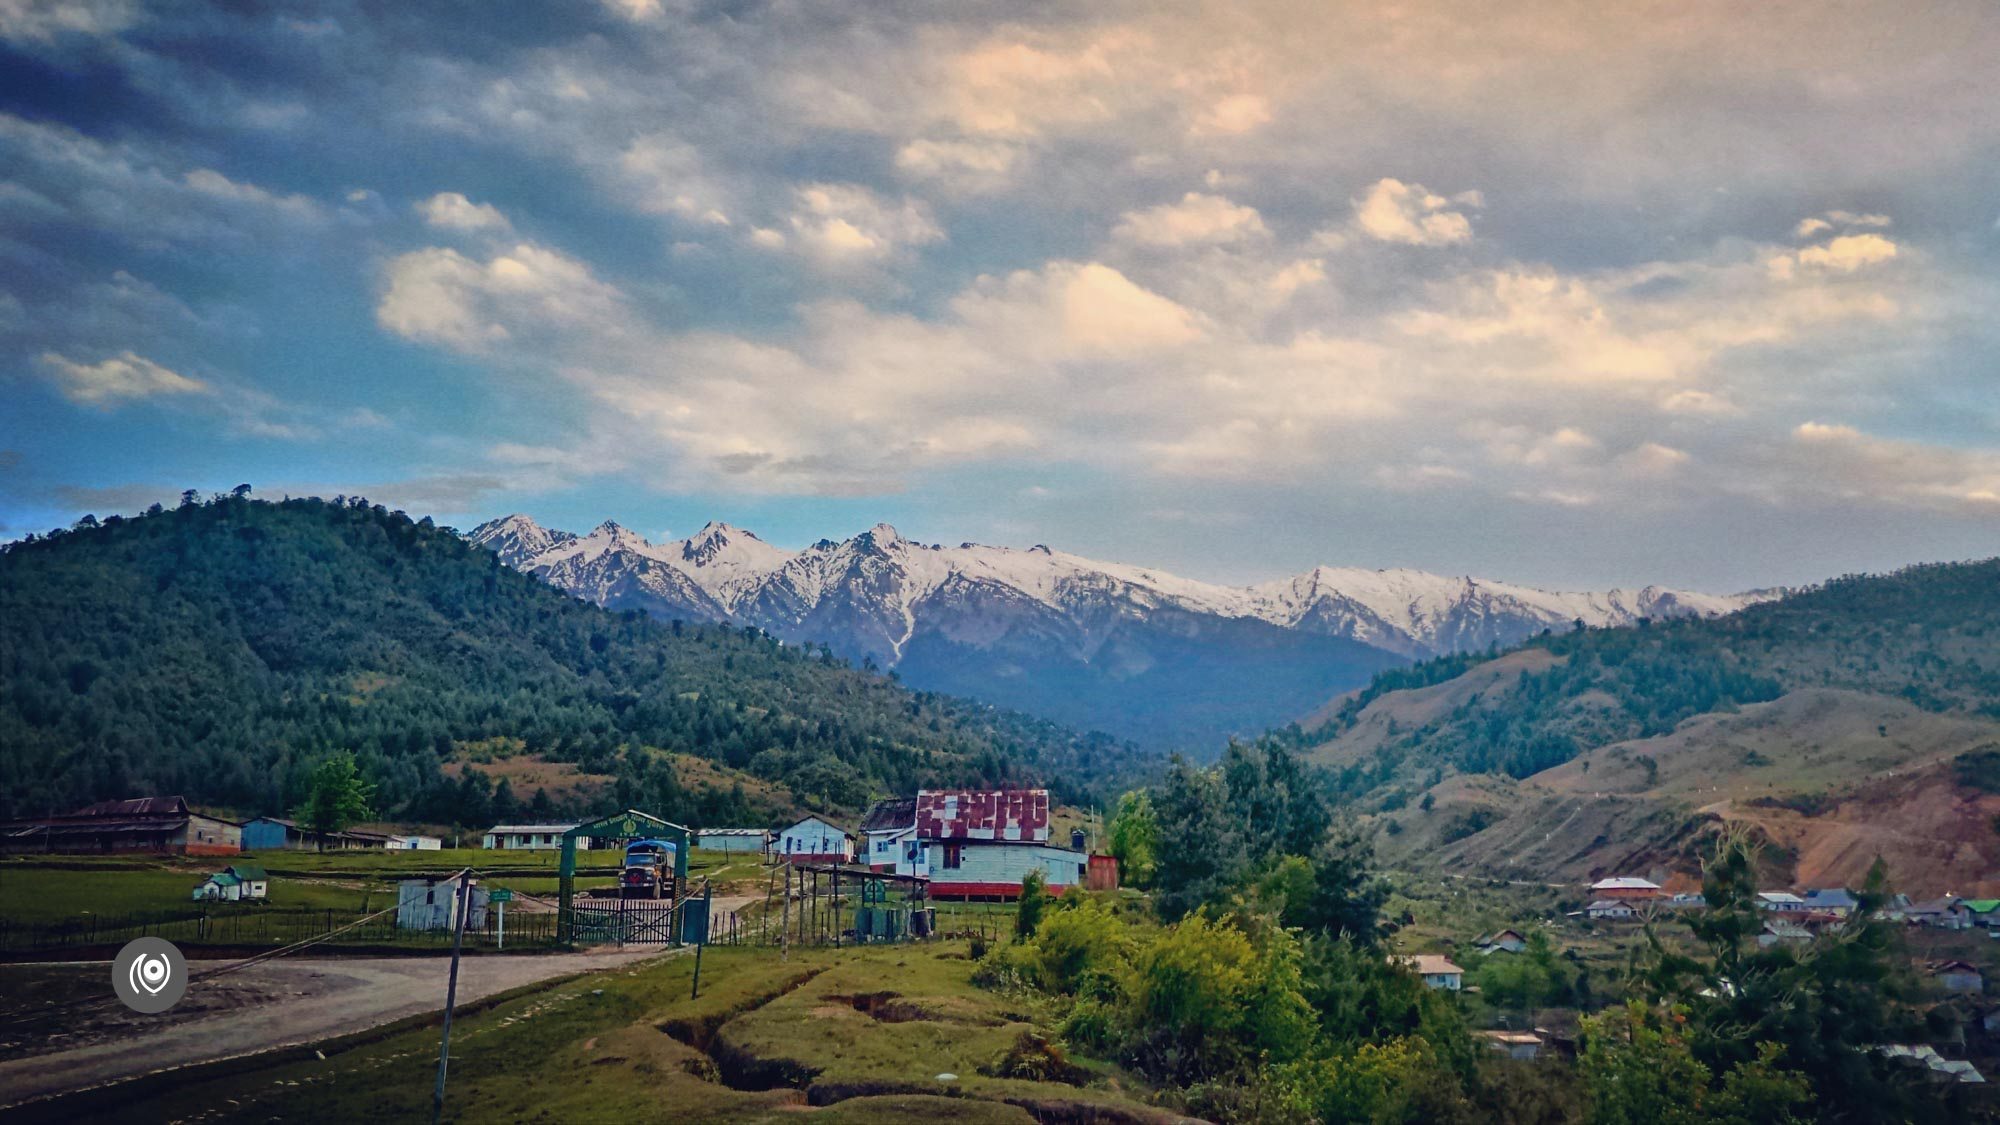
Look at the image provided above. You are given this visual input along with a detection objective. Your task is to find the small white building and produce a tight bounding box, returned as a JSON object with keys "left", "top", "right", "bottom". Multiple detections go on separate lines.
{"left": 482, "top": 824, "right": 584, "bottom": 850}
{"left": 859, "top": 797, "right": 918, "bottom": 872}
{"left": 1588, "top": 876, "right": 1662, "bottom": 900}
{"left": 387, "top": 834, "right": 441, "bottom": 851}
{"left": 192, "top": 864, "right": 269, "bottom": 902}
{"left": 1757, "top": 891, "right": 1808, "bottom": 912}
{"left": 1587, "top": 899, "right": 1637, "bottom": 921}
{"left": 1400, "top": 954, "right": 1465, "bottom": 991}
{"left": 695, "top": 828, "right": 773, "bottom": 855}
{"left": 1758, "top": 919, "right": 1813, "bottom": 947}
{"left": 1474, "top": 928, "right": 1529, "bottom": 955}
{"left": 397, "top": 875, "right": 489, "bottom": 931}
{"left": 1933, "top": 960, "right": 1986, "bottom": 994}
{"left": 776, "top": 816, "right": 853, "bottom": 863}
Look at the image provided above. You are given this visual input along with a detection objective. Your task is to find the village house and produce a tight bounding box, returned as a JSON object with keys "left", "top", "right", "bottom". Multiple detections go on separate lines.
{"left": 242, "top": 816, "right": 391, "bottom": 851}
{"left": 1906, "top": 897, "right": 1972, "bottom": 930}
{"left": 192, "top": 863, "right": 269, "bottom": 902}
{"left": 1665, "top": 892, "right": 1708, "bottom": 910}
{"left": 776, "top": 815, "right": 854, "bottom": 864}
{"left": 910, "top": 789, "right": 1093, "bottom": 899}
{"left": 694, "top": 828, "right": 772, "bottom": 856}
{"left": 1878, "top": 1045, "right": 1987, "bottom": 1085}
{"left": 1756, "top": 891, "right": 1808, "bottom": 912}
{"left": 1933, "top": 960, "right": 1986, "bottom": 995}
{"left": 1478, "top": 1030, "right": 1543, "bottom": 1060}
{"left": 386, "top": 833, "right": 441, "bottom": 850}
{"left": 1962, "top": 899, "right": 2000, "bottom": 929}
{"left": 1399, "top": 954, "right": 1465, "bottom": 991}
{"left": 0, "top": 796, "right": 241, "bottom": 856}
{"left": 1758, "top": 919, "right": 1813, "bottom": 947}
{"left": 481, "top": 823, "right": 585, "bottom": 850}
{"left": 1586, "top": 899, "right": 1637, "bottom": 921}
{"left": 1588, "top": 876, "right": 1661, "bottom": 900}
{"left": 1474, "top": 929, "right": 1529, "bottom": 955}
{"left": 1801, "top": 888, "right": 1858, "bottom": 916}
{"left": 396, "top": 874, "right": 488, "bottom": 931}
{"left": 859, "top": 797, "right": 918, "bottom": 872}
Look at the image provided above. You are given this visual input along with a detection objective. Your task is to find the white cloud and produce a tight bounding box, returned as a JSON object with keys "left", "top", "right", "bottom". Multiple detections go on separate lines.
{"left": 1349, "top": 178, "right": 1478, "bottom": 246}
{"left": 0, "top": 0, "right": 136, "bottom": 42}
{"left": 1192, "top": 93, "right": 1272, "bottom": 136}
{"left": 1793, "top": 233, "right": 1899, "bottom": 273}
{"left": 615, "top": 134, "right": 732, "bottom": 225}
{"left": 35, "top": 350, "right": 209, "bottom": 406}
{"left": 376, "top": 242, "right": 627, "bottom": 354}
{"left": 1113, "top": 192, "right": 1269, "bottom": 247}
{"left": 416, "top": 191, "right": 510, "bottom": 232}
{"left": 182, "top": 168, "right": 324, "bottom": 221}
{"left": 894, "top": 138, "right": 1020, "bottom": 192}
{"left": 781, "top": 183, "right": 942, "bottom": 265}
{"left": 1780, "top": 422, "right": 2000, "bottom": 511}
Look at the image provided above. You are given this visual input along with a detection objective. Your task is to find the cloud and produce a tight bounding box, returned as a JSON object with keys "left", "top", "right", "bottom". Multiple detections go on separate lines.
{"left": 182, "top": 168, "right": 324, "bottom": 221}
{"left": 779, "top": 183, "right": 942, "bottom": 265}
{"left": 1793, "top": 233, "right": 1899, "bottom": 273}
{"left": 376, "top": 242, "right": 628, "bottom": 354}
{"left": 1113, "top": 192, "right": 1269, "bottom": 247}
{"left": 416, "top": 192, "right": 511, "bottom": 232}
{"left": 0, "top": 0, "right": 136, "bottom": 42}
{"left": 1779, "top": 422, "right": 2000, "bottom": 511}
{"left": 615, "top": 134, "right": 733, "bottom": 225}
{"left": 1192, "top": 93, "right": 1272, "bottom": 136}
{"left": 895, "top": 138, "right": 1020, "bottom": 192}
{"left": 1349, "top": 178, "right": 1479, "bottom": 246}
{"left": 35, "top": 350, "right": 211, "bottom": 406}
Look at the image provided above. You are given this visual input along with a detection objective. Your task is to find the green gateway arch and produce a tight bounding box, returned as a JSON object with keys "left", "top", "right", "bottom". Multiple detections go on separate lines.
{"left": 557, "top": 809, "right": 691, "bottom": 943}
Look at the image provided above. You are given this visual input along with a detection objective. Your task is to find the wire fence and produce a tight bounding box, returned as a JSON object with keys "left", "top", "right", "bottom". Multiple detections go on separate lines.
{"left": 0, "top": 905, "right": 562, "bottom": 954}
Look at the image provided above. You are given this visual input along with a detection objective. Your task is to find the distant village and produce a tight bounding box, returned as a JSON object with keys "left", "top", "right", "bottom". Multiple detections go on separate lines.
{"left": 0, "top": 787, "right": 1118, "bottom": 908}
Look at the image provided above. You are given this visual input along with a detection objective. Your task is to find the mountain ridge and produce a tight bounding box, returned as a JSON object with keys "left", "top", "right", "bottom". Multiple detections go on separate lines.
{"left": 468, "top": 514, "right": 1775, "bottom": 750}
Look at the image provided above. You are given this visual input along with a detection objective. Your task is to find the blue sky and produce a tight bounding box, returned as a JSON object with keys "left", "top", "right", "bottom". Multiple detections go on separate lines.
{"left": 2, "top": 0, "right": 1997, "bottom": 590}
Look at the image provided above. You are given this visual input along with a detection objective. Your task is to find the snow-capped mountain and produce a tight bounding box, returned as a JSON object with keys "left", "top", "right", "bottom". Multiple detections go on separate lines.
{"left": 468, "top": 514, "right": 1775, "bottom": 750}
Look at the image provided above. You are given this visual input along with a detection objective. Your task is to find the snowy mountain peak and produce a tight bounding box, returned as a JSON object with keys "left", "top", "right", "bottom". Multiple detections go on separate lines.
{"left": 468, "top": 513, "right": 571, "bottom": 566}
{"left": 469, "top": 515, "right": 1777, "bottom": 665}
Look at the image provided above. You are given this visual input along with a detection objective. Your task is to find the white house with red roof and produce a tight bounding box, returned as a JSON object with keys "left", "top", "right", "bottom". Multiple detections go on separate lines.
{"left": 906, "top": 789, "right": 1087, "bottom": 899}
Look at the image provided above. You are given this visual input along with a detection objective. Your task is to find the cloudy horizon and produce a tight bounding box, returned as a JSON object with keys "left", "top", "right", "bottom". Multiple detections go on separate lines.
{"left": 3, "top": 1, "right": 1998, "bottom": 592}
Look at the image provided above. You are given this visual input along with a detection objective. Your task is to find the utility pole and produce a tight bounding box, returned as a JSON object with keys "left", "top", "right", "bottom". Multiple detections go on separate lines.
{"left": 432, "top": 871, "right": 472, "bottom": 1125}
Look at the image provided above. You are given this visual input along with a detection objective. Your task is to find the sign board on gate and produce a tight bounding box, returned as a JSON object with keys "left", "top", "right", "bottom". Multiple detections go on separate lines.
{"left": 488, "top": 889, "right": 513, "bottom": 903}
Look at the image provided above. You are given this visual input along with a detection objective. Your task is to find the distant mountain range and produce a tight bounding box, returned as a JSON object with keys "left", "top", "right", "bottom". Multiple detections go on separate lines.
{"left": 469, "top": 515, "right": 1775, "bottom": 751}
{"left": 1301, "top": 557, "right": 2000, "bottom": 893}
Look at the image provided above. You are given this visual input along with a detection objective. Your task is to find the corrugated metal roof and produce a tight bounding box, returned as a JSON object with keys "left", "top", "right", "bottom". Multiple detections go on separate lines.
{"left": 75, "top": 796, "right": 191, "bottom": 817}
{"left": 914, "top": 790, "right": 1048, "bottom": 842}
{"left": 859, "top": 797, "right": 918, "bottom": 834}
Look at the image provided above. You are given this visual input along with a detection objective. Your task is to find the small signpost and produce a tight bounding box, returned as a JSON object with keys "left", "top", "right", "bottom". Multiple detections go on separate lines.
{"left": 490, "top": 888, "right": 512, "bottom": 949}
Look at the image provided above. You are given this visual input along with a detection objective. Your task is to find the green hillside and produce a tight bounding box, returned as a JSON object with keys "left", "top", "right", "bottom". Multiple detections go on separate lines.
{"left": 1304, "top": 558, "right": 2000, "bottom": 799}
{"left": 0, "top": 495, "right": 1138, "bottom": 824}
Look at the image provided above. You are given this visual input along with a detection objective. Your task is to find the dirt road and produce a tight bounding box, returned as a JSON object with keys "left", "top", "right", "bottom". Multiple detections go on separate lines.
{"left": 0, "top": 948, "right": 667, "bottom": 1109}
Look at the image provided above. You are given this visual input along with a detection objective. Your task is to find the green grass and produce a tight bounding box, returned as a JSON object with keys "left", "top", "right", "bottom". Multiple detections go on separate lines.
{"left": 0, "top": 867, "right": 377, "bottom": 924}
{"left": 17, "top": 942, "right": 1168, "bottom": 1125}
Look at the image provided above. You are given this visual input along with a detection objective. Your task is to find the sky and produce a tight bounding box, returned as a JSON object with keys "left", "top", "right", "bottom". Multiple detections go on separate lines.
{"left": 2, "top": 0, "right": 1998, "bottom": 592}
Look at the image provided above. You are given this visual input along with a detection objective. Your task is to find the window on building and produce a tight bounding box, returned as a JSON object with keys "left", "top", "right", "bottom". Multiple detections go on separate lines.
{"left": 905, "top": 841, "right": 920, "bottom": 864}
{"left": 942, "top": 844, "right": 963, "bottom": 870}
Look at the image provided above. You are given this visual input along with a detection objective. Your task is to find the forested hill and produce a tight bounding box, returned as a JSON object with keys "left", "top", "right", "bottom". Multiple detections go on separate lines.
{"left": 1304, "top": 557, "right": 2000, "bottom": 795}
{"left": 0, "top": 495, "right": 1137, "bottom": 823}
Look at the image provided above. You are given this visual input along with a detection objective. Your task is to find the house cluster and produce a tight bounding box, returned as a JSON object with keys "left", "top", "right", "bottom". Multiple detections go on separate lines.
{"left": 775, "top": 789, "right": 1118, "bottom": 900}
{"left": 0, "top": 796, "right": 443, "bottom": 856}
{"left": 478, "top": 823, "right": 778, "bottom": 854}
{"left": 1886, "top": 894, "right": 2000, "bottom": 931}
{"left": 1576, "top": 876, "right": 1865, "bottom": 946}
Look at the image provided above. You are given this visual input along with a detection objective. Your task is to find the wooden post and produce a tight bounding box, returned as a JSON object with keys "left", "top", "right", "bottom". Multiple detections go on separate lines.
{"left": 780, "top": 864, "right": 791, "bottom": 961}
{"left": 691, "top": 880, "right": 711, "bottom": 1000}
{"left": 431, "top": 873, "right": 472, "bottom": 1125}
{"left": 833, "top": 868, "right": 841, "bottom": 949}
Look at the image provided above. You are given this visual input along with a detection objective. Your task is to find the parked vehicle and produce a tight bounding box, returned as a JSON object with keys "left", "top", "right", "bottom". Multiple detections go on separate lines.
{"left": 620, "top": 838, "right": 678, "bottom": 900}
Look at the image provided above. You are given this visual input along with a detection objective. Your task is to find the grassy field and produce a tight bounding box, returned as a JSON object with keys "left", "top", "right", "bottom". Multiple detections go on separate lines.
{"left": 0, "top": 866, "right": 378, "bottom": 924}
{"left": 14, "top": 941, "right": 1170, "bottom": 1124}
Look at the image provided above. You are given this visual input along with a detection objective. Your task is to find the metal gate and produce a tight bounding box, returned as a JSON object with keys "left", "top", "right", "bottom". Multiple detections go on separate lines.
{"left": 565, "top": 901, "right": 680, "bottom": 944}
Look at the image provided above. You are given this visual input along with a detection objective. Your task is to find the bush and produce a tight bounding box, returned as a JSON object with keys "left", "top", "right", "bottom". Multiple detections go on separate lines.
{"left": 1022, "top": 896, "right": 1132, "bottom": 997}
{"left": 1121, "top": 913, "right": 1317, "bottom": 1081}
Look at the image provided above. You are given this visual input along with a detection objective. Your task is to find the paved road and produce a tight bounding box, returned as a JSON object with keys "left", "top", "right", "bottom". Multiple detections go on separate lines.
{"left": 0, "top": 948, "right": 667, "bottom": 1110}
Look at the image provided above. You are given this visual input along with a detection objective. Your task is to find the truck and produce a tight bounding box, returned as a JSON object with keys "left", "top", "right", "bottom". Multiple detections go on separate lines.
{"left": 619, "top": 838, "right": 679, "bottom": 900}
